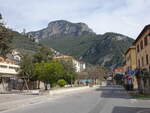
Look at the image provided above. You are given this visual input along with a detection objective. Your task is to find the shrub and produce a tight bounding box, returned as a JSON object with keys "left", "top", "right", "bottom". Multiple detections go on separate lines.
{"left": 57, "top": 79, "right": 67, "bottom": 87}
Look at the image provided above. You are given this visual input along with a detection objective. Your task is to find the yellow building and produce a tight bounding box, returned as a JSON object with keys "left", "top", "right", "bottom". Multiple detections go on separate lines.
{"left": 124, "top": 46, "right": 137, "bottom": 70}
{"left": 124, "top": 46, "right": 138, "bottom": 89}
{"left": 133, "top": 25, "right": 150, "bottom": 71}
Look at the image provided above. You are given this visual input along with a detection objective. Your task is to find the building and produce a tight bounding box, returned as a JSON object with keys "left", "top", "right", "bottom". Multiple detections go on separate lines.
{"left": 124, "top": 46, "right": 138, "bottom": 89}
{"left": 0, "top": 57, "right": 20, "bottom": 92}
{"left": 0, "top": 61, "right": 19, "bottom": 76}
{"left": 6, "top": 50, "right": 21, "bottom": 64}
{"left": 113, "top": 67, "right": 125, "bottom": 75}
{"left": 54, "top": 56, "right": 86, "bottom": 72}
{"left": 124, "top": 46, "right": 137, "bottom": 70}
{"left": 133, "top": 25, "right": 150, "bottom": 71}
{"left": 132, "top": 25, "right": 150, "bottom": 93}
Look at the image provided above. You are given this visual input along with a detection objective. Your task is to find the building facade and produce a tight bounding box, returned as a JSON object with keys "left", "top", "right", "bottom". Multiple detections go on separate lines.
{"left": 0, "top": 57, "right": 20, "bottom": 92}
{"left": 0, "top": 57, "right": 20, "bottom": 76}
{"left": 132, "top": 25, "right": 150, "bottom": 93}
{"left": 124, "top": 46, "right": 138, "bottom": 89}
{"left": 124, "top": 46, "right": 137, "bottom": 70}
{"left": 133, "top": 25, "right": 150, "bottom": 71}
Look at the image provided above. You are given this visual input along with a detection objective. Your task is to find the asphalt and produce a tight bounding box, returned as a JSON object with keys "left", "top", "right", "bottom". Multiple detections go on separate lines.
{"left": 1, "top": 85, "right": 150, "bottom": 113}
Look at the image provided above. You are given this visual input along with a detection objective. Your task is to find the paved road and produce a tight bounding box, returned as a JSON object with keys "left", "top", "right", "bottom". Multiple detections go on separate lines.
{"left": 0, "top": 94, "right": 38, "bottom": 103}
{"left": 2, "top": 86, "right": 150, "bottom": 113}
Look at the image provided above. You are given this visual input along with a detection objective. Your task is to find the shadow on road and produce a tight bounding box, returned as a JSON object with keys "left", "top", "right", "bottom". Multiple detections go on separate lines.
{"left": 95, "top": 85, "right": 130, "bottom": 99}
{"left": 112, "top": 106, "right": 150, "bottom": 113}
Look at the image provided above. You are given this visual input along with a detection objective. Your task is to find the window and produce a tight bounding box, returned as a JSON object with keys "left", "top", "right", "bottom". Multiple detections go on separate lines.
{"left": 0, "top": 65, "right": 7, "bottom": 68}
{"left": 146, "top": 54, "right": 149, "bottom": 65}
{"left": 140, "top": 40, "right": 143, "bottom": 50}
{"left": 144, "top": 36, "right": 148, "bottom": 46}
{"left": 137, "top": 45, "right": 140, "bottom": 52}
{"left": 9, "top": 66, "right": 18, "bottom": 69}
{"left": 138, "top": 59, "right": 140, "bottom": 67}
{"left": 142, "top": 57, "right": 144, "bottom": 66}
{"left": 9, "top": 66, "right": 19, "bottom": 71}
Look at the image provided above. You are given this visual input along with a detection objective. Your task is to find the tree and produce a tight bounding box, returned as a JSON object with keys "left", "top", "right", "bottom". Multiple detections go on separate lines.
{"left": 60, "top": 60, "right": 77, "bottom": 85}
{"left": 19, "top": 55, "right": 35, "bottom": 90}
{"left": 114, "top": 74, "right": 124, "bottom": 85}
{"left": 34, "top": 60, "right": 64, "bottom": 90}
{"left": 0, "top": 13, "right": 2, "bottom": 25}
{"left": 78, "top": 66, "right": 108, "bottom": 85}
{"left": 33, "top": 46, "right": 53, "bottom": 63}
{"left": 33, "top": 46, "right": 53, "bottom": 89}
{"left": 57, "top": 79, "right": 67, "bottom": 87}
{"left": 96, "top": 66, "right": 108, "bottom": 80}
{"left": 0, "top": 14, "right": 13, "bottom": 58}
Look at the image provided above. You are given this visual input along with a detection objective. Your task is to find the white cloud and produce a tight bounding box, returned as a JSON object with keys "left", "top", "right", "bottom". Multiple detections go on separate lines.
{"left": 0, "top": 0, "right": 150, "bottom": 38}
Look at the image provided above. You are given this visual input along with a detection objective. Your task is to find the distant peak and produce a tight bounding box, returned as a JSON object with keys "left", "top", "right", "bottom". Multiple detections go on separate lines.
{"left": 48, "top": 20, "right": 72, "bottom": 25}
{"left": 28, "top": 20, "right": 95, "bottom": 39}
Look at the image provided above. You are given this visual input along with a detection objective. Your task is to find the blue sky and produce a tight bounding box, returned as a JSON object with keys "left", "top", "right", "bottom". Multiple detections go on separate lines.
{"left": 0, "top": 0, "right": 150, "bottom": 38}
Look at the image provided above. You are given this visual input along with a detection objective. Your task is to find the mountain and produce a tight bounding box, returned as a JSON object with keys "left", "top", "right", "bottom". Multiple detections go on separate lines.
{"left": 0, "top": 25, "right": 41, "bottom": 55}
{"left": 28, "top": 20, "right": 134, "bottom": 68}
{"left": 81, "top": 32, "right": 133, "bottom": 68}
{"left": 12, "top": 31, "right": 41, "bottom": 54}
{"left": 28, "top": 20, "right": 95, "bottom": 40}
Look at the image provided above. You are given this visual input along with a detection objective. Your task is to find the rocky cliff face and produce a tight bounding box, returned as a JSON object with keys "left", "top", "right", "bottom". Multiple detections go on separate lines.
{"left": 28, "top": 20, "right": 95, "bottom": 40}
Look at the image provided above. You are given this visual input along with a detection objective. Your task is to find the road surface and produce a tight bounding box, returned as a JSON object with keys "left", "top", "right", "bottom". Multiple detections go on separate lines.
{"left": 2, "top": 86, "right": 150, "bottom": 113}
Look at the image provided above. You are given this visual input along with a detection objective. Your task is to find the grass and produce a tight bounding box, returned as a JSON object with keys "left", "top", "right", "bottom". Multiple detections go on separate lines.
{"left": 129, "top": 92, "right": 150, "bottom": 99}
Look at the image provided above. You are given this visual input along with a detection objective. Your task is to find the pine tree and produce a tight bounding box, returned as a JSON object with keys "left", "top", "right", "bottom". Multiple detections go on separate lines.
{"left": 0, "top": 13, "right": 13, "bottom": 58}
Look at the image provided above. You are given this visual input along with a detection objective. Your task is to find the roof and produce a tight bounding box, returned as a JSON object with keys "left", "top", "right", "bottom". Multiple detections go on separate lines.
{"left": 133, "top": 24, "right": 150, "bottom": 45}
{"left": 114, "top": 67, "right": 125, "bottom": 73}
{"left": 53, "top": 55, "right": 73, "bottom": 59}
{"left": 124, "top": 46, "right": 136, "bottom": 55}
{"left": 0, "top": 57, "right": 15, "bottom": 64}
